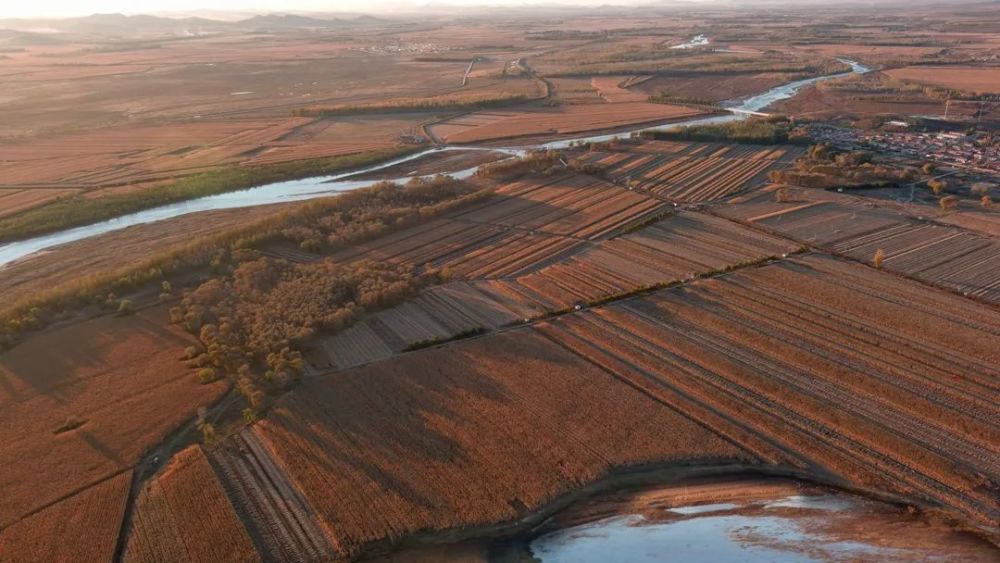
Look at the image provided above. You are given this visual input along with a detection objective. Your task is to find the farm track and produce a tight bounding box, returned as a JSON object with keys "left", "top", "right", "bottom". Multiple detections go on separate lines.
{"left": 209, "top": 432, "right": 334, "bottom": 562}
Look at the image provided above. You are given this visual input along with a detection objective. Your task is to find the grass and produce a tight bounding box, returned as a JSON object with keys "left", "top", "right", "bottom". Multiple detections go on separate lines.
{"left": 641, "top": 116, "right": 809, "bottom": 145}
{"left": 0, "top": 147, "right": 418, "bottom": 244}
{"left": 292, "top": 92, "right": 532, "bottom": 116}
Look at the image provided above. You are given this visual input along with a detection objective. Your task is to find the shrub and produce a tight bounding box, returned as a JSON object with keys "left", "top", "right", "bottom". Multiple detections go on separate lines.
{"left": 982, "top": 195, "right": 993, "bottom": 209}
{"left": 939, "top": 195, "right": 959, "bottom": 212}
{"left": 873, "top": 249, "right": 886, "bottom": 269}
{"left": 197, "top": 368, "right": 218, "bottom": 384}
{"left": 116, "top": 299, "right": 134, "bottom": 316}
{"left": 928, "top": 179, "right": 947, "bottom": 195}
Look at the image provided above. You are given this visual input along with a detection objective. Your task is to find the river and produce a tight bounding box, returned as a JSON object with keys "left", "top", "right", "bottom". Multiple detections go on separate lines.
{"left": 0, "top": 60, "right": 870, "bottom": 268}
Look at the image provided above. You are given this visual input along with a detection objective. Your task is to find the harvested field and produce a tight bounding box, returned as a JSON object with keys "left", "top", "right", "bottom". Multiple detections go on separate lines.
{"left": 428, "top": 102, "right": 707, "bottom": 144}
{"left": 590, "top": 76, "right": 648, "bottom": 103}
{"left": 327, "top": 217, "right": 589, "bottom": 277}
{"left": 329, "top": 173, "right": 666, "bottom": 275}
{"left": 632, "top": 72, "right": 799, "bottom": 103}
{"left": 0, "top": 119, "right": 317, "bottom": 188}
{"left": 0, "top": 470, "right": 132, "bottom": 563}
{"left": 221, "top": 329, "right": 753, "bottom": 560}
{"left": 770, "top": 79, "right": 945, "bottom": 121}
{"left": 210, "top": 432, "right": 334, "bottom": 562}
{"left": 539, "top": 253, "right": 1000, "bottom": 530}
{"left": 124, "top": 447, "right": 261, "bottom": 563}
{"left": 717, "top": 189, "right": 1000, "bottom": 303}
{"left": 309, "top": 280, "right": 539, "bottom": 370}
{"left": 0, "top": 187, "right": 82, "bottom": 218}
{"left": 0, "top": 306, "right": 227, "bottom": 527}
{"left": 572, "top": 141, "right": 801, "bottom": 202}
{"left": 885, "top": 66, "right": 1000, "bottom": 94}
{"left": 451, "top": 173, "right": 668, "bottom": 239}
{"left": 938, "top": 211, "right": 1000, "bottom": 238}
{"left": 512, "top": 210, "right": 799, "bottom": 309}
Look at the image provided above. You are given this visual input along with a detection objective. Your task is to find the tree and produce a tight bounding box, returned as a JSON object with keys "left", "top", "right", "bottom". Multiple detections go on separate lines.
{"left": 939, "top": 195, "right": 959, "bottom": 212}
{"left": 922, "top": 163, "right": 936, "bottom": 175}
{"left": 928, "top": 179, "right": 947, "bottom": 195}
{"left": 196, "top": 419, "right": 215, "bottom": 443}
{"left": 774, "top": 187, "right": 791, "bottom": 203}
{"left": 116, "top": 299, "right": 134, "bottom": 316}
{"left": 197, "top": 367, "right": 218, "bottom": 384}
{"left": 873, "top": 249, "right": 886, "bottom": 269}
{"left": 982, "top": 195, "right": 993, "bottom": 209}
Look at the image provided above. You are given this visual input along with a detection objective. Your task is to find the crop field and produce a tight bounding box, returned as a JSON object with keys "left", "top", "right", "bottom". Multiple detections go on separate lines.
{"left": 512, "top": 211, "right": 799, "bottom": 309}
{"left": 717, "top": 191, "right": 1000, "bottom": 303}
{"left": 538, "top": 254, "right": 1000, "bottom": 528}
{"left": 632, "top": 72, "right": 800, "bottom": 103}
{"left": 0, "top": 187, "right": 83, "bottom": 218}
{"left": 312, "top": 210, "right": 796, "bottom": 370}
{"left": 209, "top": 432, "right": 334, "bottom": 562}
{"left": 427, "top": 102, "right": 706, "bottom": 144}
{"left": 885, "top": 66, "right": 1000, "bottom": 95}
{"left": 0, "top": 305, "right": 227, "bottom": 528}
{"left": 328, "top": 217, "right": 589, "bottom": 277}
{"left": 572, "top": 142, "right": 801, "bottom": 201}
{"left": 124, "top": 447, "right": 261, "bottom": 563}
{"left": 0, "top": 119, "right": 316, "bottom": 188}
{"left": 309, "top": 280, "right": 539, "bottom": 370}
{"left": 4, "top": 4, "right": 1000, "bottom": 560}
{"left": 329, "top": 172, "right": 667, "bottom": 275}
{"left": 590, "top": 76, "right": 648, "bottom": 103}
{"left": 0, "top": 470, "right": 132, "bottom": 563}
{"left": 212, "top": 329, "right": 752, "bottom": 560}
{"left": 453, "top": 173, "right": 669, "bottom": 239}
{"left": 124, "top": 252, "right": 1000, "bottom": 558}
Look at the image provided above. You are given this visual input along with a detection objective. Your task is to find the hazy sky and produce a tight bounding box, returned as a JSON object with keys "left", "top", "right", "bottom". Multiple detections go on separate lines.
{"left": 2, "top": 0, "right": 649, "bottom": 19}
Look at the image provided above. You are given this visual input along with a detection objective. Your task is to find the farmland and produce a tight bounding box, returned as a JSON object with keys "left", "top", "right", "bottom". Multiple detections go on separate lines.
{"left": 0, "top": 305, "right": 227, "bottom": 528}
{"left": 0, "top": 470, "right": 133, "bottom": 563}
{"left": 124, "top": 447, "right": 260, "bottom": 563}
{"left": 122, "top": 254, "right": 1000, "bottom": 559}
{"left": 427, "top": 102, "right": 707, "bottom": 144}
{"left": 569, "top": 140, "right": 801, "bottom": 201}
{"left": 717, "top": 187, "right": 1000, "bottom": 303}
{"left": 1, "top": 2, "right": 999, "bottom": 561}
{"left": 142, "top": 329, "right": 756, "bottom": 561}
{"left": 884, "top": 66, "right": 1000, "bottom": 95}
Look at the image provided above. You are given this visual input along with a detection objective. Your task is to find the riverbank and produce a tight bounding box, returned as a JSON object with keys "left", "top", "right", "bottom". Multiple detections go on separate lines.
{"left": 0, "top": 60, "right": 870, "bottom": 269}
{"left": 359, "top": 464, "right": 998, "bottom": 562}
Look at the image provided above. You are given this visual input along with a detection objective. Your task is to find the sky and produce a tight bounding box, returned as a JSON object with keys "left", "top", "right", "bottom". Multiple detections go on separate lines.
{"left": 1, "top": 0, "right": 657, "bottom": 19}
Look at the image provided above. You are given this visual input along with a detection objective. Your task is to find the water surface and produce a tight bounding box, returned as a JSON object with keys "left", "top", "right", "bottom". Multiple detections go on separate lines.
{"left": 0, "top": 61, "right": 871, "bottom": 268}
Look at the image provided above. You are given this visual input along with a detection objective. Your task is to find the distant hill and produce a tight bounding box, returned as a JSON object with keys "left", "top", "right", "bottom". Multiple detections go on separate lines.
{"left": 237, "top": 13, "right": 345, "bottom": 30}
{"left": 0, "top": 12, "right": 379, "bottom": 37}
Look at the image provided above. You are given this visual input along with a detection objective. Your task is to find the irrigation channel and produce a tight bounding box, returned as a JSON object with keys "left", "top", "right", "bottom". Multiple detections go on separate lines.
{"left": 0, "top": 60, "right": 870, "bottom": 268}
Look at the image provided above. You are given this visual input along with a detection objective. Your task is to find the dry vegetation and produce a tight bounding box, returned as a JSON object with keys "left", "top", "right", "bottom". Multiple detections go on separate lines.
{"left": 0, "top": 305, "right": 227, "bottom": 529}
{"left": 124, "top": 447, "right": 260, "bottom": 563}
{"left": 201, "top": 329, "right": 752, "bottom": 560}
{"left": 3, "top": 4, "right": 1000, "bottom": 560}
{"left": 0, "top": 470, "right": 133, "bottom": 563}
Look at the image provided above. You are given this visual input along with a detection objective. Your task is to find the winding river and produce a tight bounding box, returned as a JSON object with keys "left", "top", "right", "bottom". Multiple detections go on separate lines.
{"left": 0, "top": 60, "right": 870, "bottom": 268}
